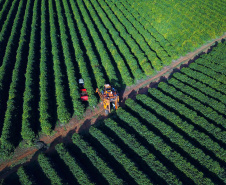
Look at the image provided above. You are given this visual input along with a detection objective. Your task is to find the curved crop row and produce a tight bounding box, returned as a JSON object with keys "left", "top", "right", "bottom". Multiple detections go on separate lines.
{"left": 104, "top": 118, "right": 182, "bottom": 185}
{"left": 98, "top": 0, "right": 155, "bottom": 75}
{"left": 105, "top": 0, "right": 163, "bottom": 71}
{"left": 0, "top": 0, "right": 11, "bottom": 29}
{"left": 55, "top": 143, "right": 94, "bottom": 185}
{"left": 181, "top": 67, "right": 226, "bottom": 96}
{"left": 116, "top": 108, "right": 214, "bottom": 185}
{"left": 130, "top": 95, "right": 226, "bottom": 177}
{"left": 82, "top": 0, "right": 133, "bottom": 86}
{"left": 111, "top": 0, "right": 171, "bottom": 64}
{"left": 158, "top": 82, "right": 226, "bottom": 130}
{"left": 77, "top": 0, "right": 119, "bottom": 87}
{"left": 172, "top": 72, "right": 226, "bottom": 105}
{"left": 0, "top": 0, "right": 19, "bottom": 45}
{"left": 68, "top": 0, "right": 106, "bottom": 89}
{"left": 89, "top": 126, "right": 152, "bottom": 185}
{"left": 38, "top": 153, "right": 63, "bottom": 185}
{"left": 17, "top": 166, "right": 33, "bottom": 185}
{"left": 72, "top": 134, "right": 124, "bottom": 185}
{"left": 90, "top": 0, "right": 145, "bottom": 80}
{"left": 168, "top": 77, "right": 226, "bottom": 115}
{"left": 123, "top": 0, "right": 177, "bottom": 58}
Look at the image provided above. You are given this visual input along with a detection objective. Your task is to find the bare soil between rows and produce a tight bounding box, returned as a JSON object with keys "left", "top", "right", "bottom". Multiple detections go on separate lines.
{"left": 0, "top": 34, "right": 225, "bottom": 180}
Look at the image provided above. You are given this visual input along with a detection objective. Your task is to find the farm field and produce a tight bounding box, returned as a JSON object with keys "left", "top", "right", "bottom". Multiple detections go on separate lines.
{"left": 1, "top": 41, "right": 226, "bottom": 185}
{"left": 0, "top": 0, "right": 225, "bottom": 164}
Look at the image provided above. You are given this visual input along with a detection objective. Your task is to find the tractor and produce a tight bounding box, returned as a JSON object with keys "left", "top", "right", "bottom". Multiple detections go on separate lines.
{"left": 96, "top": 84, "right": 119, "bottom": 115}
{"left": 79, "top": 79, "right": 88, "bottom": 101}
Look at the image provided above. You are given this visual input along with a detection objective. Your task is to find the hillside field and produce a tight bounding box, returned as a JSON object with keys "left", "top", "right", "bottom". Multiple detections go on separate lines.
{"left": 1, "top": 41, "right": 226, "bottom": 184}
{"left": 0, "top": 0, "right": 225, "bottom": 165}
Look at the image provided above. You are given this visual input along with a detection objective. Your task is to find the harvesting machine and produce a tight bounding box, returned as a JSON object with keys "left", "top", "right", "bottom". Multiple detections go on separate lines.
{"left": 96, "top": 84, "right": 119, "bottom": 115}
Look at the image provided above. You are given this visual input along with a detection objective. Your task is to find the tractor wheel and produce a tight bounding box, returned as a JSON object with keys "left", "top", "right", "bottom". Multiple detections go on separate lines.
{"left": 105, "top": 109, "right": 109, "bottom": 115}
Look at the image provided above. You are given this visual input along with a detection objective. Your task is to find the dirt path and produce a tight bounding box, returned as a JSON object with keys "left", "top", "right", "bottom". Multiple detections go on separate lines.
{"left": 0, "top": 34, "right": 225, "bottom": 179}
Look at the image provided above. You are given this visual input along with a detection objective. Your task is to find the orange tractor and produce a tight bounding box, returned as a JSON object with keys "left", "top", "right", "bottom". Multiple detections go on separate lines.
{"left": 96, "top": 84, "right": 119, "bottom": 115}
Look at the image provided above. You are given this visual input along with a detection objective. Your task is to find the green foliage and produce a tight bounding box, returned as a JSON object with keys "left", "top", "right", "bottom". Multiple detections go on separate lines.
{"left": 0, "top": 0, "right": 31, "bottom": 155}
{"left": 127, "top": 0, "right": 225, "bottom": 56}
{"left": 104, "top": 118, "right": 182, "bottom": 185}
{"left": 68, "top": 0, "right": 106, "bottom": 88}
{"left": 38, "top": 153, "right": 63, "bottom": 185}
{"left": 39, "top": 0, "right": 52, "bottom": 135}
{"left": 82, "top": 0, "right": 134, "bottom": 86}
{"left": 60, "top": 0, "right": 98, "bottom": 107}
{"left": 173, "top": 72, "right": 226, "bottom": 105}
{"left": 116, "top": 108, "right": 214, "bottom": 184}
{"left": 168, "top": 77, "right": 226, "bottom": 120}
{"left": 90, "top": 0, "right": 145, "bottom": 80}
{"left": 0, "top": 0, "right": 19, "bottom": 43}
{"left": 181, "top": 65, "right": 226, "bottom": 95}
{"left": 55, "top": 143, "right": 94, "bottom": 185}
{"left": 48, "top": 0, "right": 71, "bottom": 124}
{"left": 54, "top": 0, "right": 85, "bottom": 117}
{"left": 21, "top": 0, "right": 39, "bottom": 142}
{"left": 89, "top": 126, "right": 152, "bottom": 184}
{"left": 72, "top": 134, "right": 124, "bottom": 185}
{"left": 157, "top": 82, "right": 226, "bottom": 142}
{"left": 131, "top": 96, "right": 225, "bottom": 177}
{"left": 17, "top": 166, "right": 33, "bottom": 185}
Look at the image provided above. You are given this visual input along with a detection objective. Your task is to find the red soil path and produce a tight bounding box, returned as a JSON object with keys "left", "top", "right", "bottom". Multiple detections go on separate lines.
{"left": 0, "top": 34, "right": 225, "bottom": 179}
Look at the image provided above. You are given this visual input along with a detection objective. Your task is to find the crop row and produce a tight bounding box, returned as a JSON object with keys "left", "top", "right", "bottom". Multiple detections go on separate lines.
{"left": 54, "top": 0, "right": 84, "bottom": 117}
{"left": 172, "top": 72, "right": 226, "bottom": 105}
{"left": 39, "top": 0, "right": 52, "bottom": 135}
{"left": 132, "top": 93, "right": 226, "bottom": 171}
{"left": 0, "top": 0, "right": 19, "bottom": 46}
{"left": 116, "top": 108, "right": 214, "bottom": 184}
{"left": 0, "top": 0, "right": 11, "bottom": 30}
{"left": 105, "top": 0, "right": 163, "bottom": 72}
{"left": 38, "top": 153, "right": 63, "bottom": 185}
{"left": 48, "top": 0, "right": 71, "bottom": 124}
{"left": 127, "top": 0, "right": 225, "bottom": 54}
{"left": 111, "top": 0, "right": 172, "bottom": 64}
{"left": 181, "top": 67, "right": 226, "bottom": 96}
{"left": 61, "top": 0, "right": 98, "bottom": 107}
{"left": 55, "top": 143, "right": 93, "bottom": 185}
{"left": 189, "top": 63, "right": 226, "bottom": 85}
{"left": 157, "top": 82, "right": 226, "bottom": 142}
{"left": 98, "top": 0, "right": 156, "bottom": 75}
{"left": 90, "top": 0, "right": 145, "bottom": 80}
{"left": 89, "top": 126, "right": 152, "bottom": 184}
{"left": 168, "top": 77, "right": 226, "bottom": 116}
{"left": 21, "top": 0, "right": 39, "bottom": 143}
{"left": 82, "top": 0, "right": 134, "bottom": 86}
{"left": 17, "top": 166, "right": 33, "bottom": 185}
{"left": 0, "top": 0, "right": 31, "bottom": 156}
{"left": 77, "top": 0, "right": 120, "bottom": 87}
{"left": 104, "top": 118, "right": 181, "bottom": 185}
{"left": 195, "top": 58, "right": 226, "bottom": 75}
{"left": 69, "top": 0, "right": 106, "bottom": 88}
{"left": 72, "top": 133, "right": 124, "bottom": 184}
{"left": 123, "top": 0, "right": 177, "bottom": 58}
